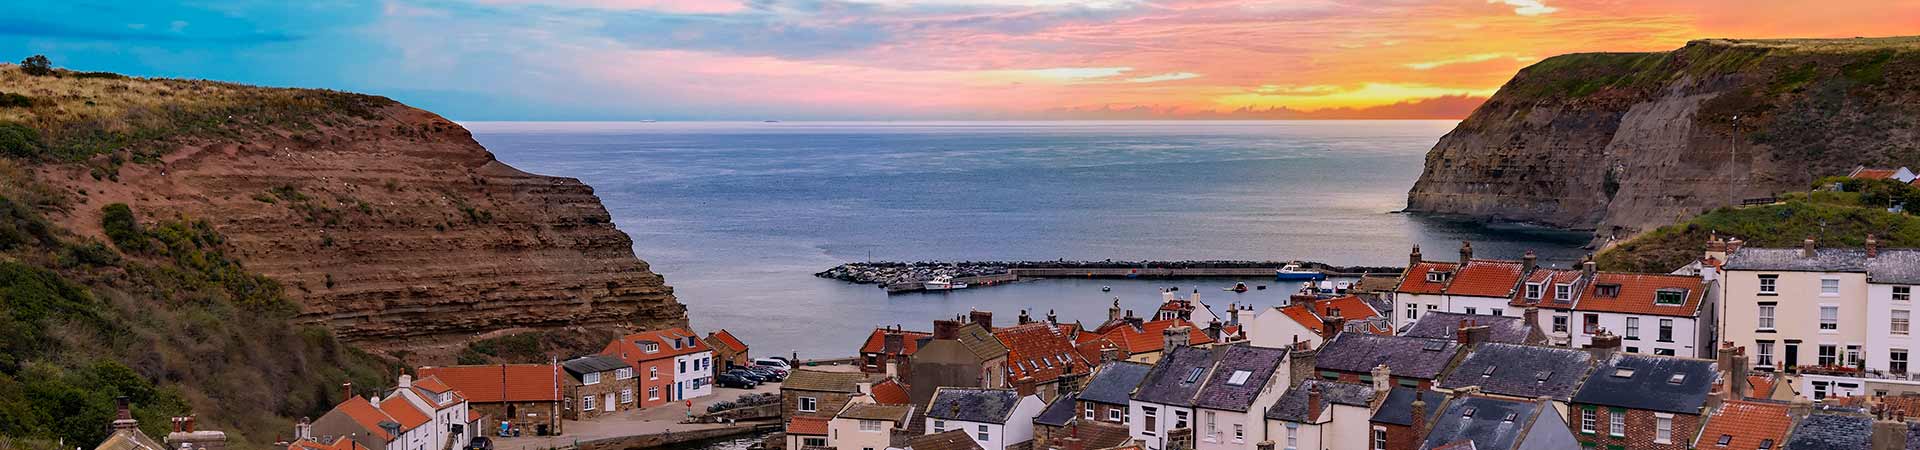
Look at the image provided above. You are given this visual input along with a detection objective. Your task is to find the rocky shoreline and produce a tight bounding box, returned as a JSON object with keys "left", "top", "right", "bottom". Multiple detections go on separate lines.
{"left": 815, "top": 260, "right": 1404, "bottom": 286}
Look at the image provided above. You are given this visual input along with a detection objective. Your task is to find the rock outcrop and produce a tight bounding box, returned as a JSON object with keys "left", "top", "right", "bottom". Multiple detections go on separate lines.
{"left": 1407, "top": 37, "right": 1920, "bottom": 237}
{"left": 35, "top": 100, "right": 684, "bottom": 353}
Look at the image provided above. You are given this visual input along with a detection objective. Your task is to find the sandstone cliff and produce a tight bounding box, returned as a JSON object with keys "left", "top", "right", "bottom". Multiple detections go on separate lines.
{"left": 1407, "top": 37, "right": 1920, "bottom": 237}
{"left": 5, "top": 67, "right": 685, "bottom": 355}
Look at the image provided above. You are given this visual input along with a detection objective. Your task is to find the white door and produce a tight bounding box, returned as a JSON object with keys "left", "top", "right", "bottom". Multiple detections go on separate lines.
{"left": 605, "top": 393, "right": 615, "bottom": 412}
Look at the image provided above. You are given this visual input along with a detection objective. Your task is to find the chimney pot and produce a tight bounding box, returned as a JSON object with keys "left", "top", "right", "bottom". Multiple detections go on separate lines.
{"left": 1459, "top": 241, "right": 1474, "bottom": 265}
{"left": 1410, "top": 245, "right": 1424, "bottom": 268}
{"left": 1522, "top": 250, "right": 1537, "bottom": 273}
{"left": 1868, "top": 234, "right": 1880, "bottom": 258}
{"left": 969, "top": 310, "right": 994, "bottom": 330}
{"left": 1804, "top": 236, "right": 1817, "bottom": 258}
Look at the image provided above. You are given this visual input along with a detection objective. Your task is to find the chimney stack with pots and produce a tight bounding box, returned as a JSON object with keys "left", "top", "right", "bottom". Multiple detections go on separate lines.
{"left": 1371, "top": 365, "right": 1392, "bottom": 393}
{"left": 1803, "top": 236, "right": 1817, "bottom": 258}
{"left": 1047, "top": 309, "right": 1058, "bottom": 325}
{"left": 1411, "top": 399, "right": 1429, "bottom": 435}
{"left": 1305, "top": 384, "right": 1324, "bottom": 422}
{"left": 1018, "top": 309, "right": 1034, "bottom": 325}
{"left": 1410, "top": 245, "right": 1423, "bottom": 269}
{"left": 1587, "top": 329, "right": 1622, "bottom": 359}
{"left": 1582, "top": 257, "right": 1597, "bottom": 279}
{"left": 933, "top": 320, "right": 961, "bottom": 340}
{"left": 1868, "top": 234, "right": 1880, "bottom": 258}
{"left": 969, "top": 310, "right": 994, "bottom": 331}
{"left": 1164, "top": 326, "right": 1192, "bottom": 350}
{"left": 1459, "top": 241, "right": 1474, "bottom": 266}
{"left": 1109, "top": 298, "right": 1123, "bottom": 322}
{"left": 1522, "top": 250, "right": 1537, "bottom": 273}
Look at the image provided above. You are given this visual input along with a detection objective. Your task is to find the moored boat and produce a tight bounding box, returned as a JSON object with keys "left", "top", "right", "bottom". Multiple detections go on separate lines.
{"left": 924, "top": 276, "right": 969, "bottom": 291}
{"left": 1223, "top": 282, "right": 1249, "bottom": 293}
{"left": 1274, "top": 263, "right": 1326, "bottom": 281}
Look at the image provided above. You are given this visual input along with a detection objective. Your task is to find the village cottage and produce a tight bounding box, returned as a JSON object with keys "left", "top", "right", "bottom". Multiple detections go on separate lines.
{"left": 601, "top": 327, "right": 714, "bottom": 408}
{"left": 1263, "top": 379, "right": 1376, "bottom": 450}
{"left": 1368, "top": 387, "right": 1446, "bottom": 450}
{"left": 907, "top": 315, "right": 1011, "bottom": 405}
{"left": 1193, "top": 344, "right": 1291, "bottom": 450}
{"left": 705, "top": 329, "right": 751, "bottom": 374}
{"left": 1420, "top": 396, "right": 1579, "bottom": 450}
{"left": 559, "top": 355, "right": 637, "bottom": 419}
{"left": 830, "top": 403, "right": 915, "bottom": 450}
{"left": 1077, "top": 361, "right": 1152, "bottom": 428}
{"left": 1567, "top": 353, "right": 1717, "bottom": 450}
{"left": 417, "top": 364, "right": 563, "bottom": 436}
{"left": 925, "top": 387, "right": 1046, "bottom": 450}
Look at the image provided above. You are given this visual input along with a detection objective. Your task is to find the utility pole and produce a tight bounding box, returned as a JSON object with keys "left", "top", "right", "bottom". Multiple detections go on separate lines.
{"left": 1729, "top": 115, "right": 1741, "bottom": 207}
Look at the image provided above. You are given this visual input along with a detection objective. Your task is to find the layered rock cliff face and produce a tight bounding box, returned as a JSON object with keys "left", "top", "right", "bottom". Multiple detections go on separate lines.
{"left": 27, "top": 86, "right": 684, "bottom": 353}
{"left": 1407, "top": 37, "right": 1920, "bottom": 237}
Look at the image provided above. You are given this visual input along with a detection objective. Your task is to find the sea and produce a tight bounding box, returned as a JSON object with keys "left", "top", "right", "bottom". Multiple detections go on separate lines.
{"left": 467, "top": 120, "right": 1591, "bottom": 361}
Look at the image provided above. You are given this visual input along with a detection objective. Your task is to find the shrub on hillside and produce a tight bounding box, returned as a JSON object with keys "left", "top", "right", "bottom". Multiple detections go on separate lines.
{"left": 0, "top": 123, "right": 43, "bottom": 159}
{"left": 18, "top": 55, "right": 52, "bottom": 77}
{"left": 100, "top": 203, "right": 149, "bottom": 253}
{"left": 0, "top": 92, "right": 34, "bottom": 108}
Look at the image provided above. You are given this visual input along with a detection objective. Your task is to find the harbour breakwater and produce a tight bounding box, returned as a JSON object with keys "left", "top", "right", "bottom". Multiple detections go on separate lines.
{"left": 816, "top": 260, "right": 1405, "bottom": 289}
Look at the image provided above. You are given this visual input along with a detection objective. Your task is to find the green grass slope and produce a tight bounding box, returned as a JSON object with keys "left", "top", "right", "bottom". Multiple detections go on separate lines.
{"left": 1597, "top": 180, "right": 1920, "bottom": 273}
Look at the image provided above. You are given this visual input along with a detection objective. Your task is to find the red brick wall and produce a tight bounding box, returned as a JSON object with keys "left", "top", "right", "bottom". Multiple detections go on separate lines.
{"left": 1570, "top": 404, "right": 1701, "bottom": 450}
{"left": 1072, "top": 401, "right": 1129, "bottom": 426}
{"left": 634, "top": 358, "right": 677, "bottom": 409}
{"left": 1374, "top": 422, "right": 1422, "bottom": 450}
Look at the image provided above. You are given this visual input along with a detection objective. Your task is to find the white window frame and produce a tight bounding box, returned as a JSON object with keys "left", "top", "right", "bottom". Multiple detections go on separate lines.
{"left": 1758, "top": 304, "right": 1776, "bottom": 330}
{"left": 1822, "top": 278, "right": 1841, "bottom": 296}
{"left": 1609, "top": 408, "right": 1624, "bottom": 437}
{"left": 976, "top": 424, "right": 989, "bottom": 442}
{"left": 615, "top": 367, "right": 633, "bottom": 380}
{"left": 1659, "top": 318, "right": 1674, "bottom": 342}
{"left": 1580, "top": 408, "right": 1595, "bottom": 433}
{"left": 1555, "top": 283, "right": 1573, "bottom": 301}
{"left": 1756, "top": 342, "right": 1775, "bottom": 367}
{"left": 1759, "top": 275, "right": 1778, "bottom": 294}
{"left": 1108, "top": 408, "right": 1123, "bottom": 422}
{"left": 1821, "top": 305, "right": 1839, "bottom": 331}
{"left": 1894, "top": 349, "right": 1910, "bottom": 374}
{"left": 648, "top": 386, "right": 660, "bottom": 400}
{"left": 1654, "top": 413, "right": 1674, "bottom": 444}
{"left": 858, "top": 419, "right": 881, "bottom": 432}
{"left": 620, "top": 389, "right": 633, "bottom": 404}
{"left": 1820, "top": 344, "right": 1840, "bottom": 366}
{"left": 1896, "top": 310, "right": 1911, "bottom": 335}
{"left": 1625, "top": 317, "right": 1639, "bottom": 339}
{"left": 799, "top": 396, "right": 818, "bottom": 413}
{"left": 582, "top": 394, "right": 595, "bottom": 411}
{"left": 1372, "top": 427, "right": 1388, "bottom": 450}
{"left": 1898, "top": 286, "right": 1913, "bottom": 302}
{"left": 1233, "top": 423, "right": 1244, "bottom": 443}
{"left": 582, "top": 372, "right": 601, "bottom": 385}
{"left": 1084, "top": 404, "right": 1095, "bottom": 420}
{"left": 1526, "top": 283, "right": 1543, "bottom": 300}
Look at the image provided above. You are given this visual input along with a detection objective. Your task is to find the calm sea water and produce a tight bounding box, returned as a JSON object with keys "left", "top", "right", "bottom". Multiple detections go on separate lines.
{"left": 468, "top": 121, "right": 1589, "bottom": 359}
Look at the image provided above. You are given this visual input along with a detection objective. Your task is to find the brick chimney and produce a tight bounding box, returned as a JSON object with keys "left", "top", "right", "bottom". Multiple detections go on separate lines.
{"left": 1803, "top": 236, "right": 1817, "bottom": 258}
{"left": 1206, "top": 319, "right": 1223, "bottom": 342}
{"left": 1409, "top": 245, "right": 1423, "bottom": 268}
{"left": 1459, "top": 241, "right": 1474, "bottom": 266}
{"left": 1587, "top": 329, "right": 1622, "bottom": 359}
{"left": 883, "top": 331, "right": 905, "bottom": 354}
{"left": 1411, "top": 398, "right": 1429, "bottom": 435}
{"left": 1047, "top": 309, "right": 1059, "bottom": 325}
{"left": 1323, "top": 316, "right": 1347, "bottom": 339}
{"left": 1582, "top": 257, "right": 1597, "bottom": 279}
{"left": 1289, "top": 343, "right": 1319, "bottom": 388}
{"left": 1868, "top": 234, "right": 1880, "bottom": 258}
{"left": 342, "top": 382, "right": 353, "bottom": 400}
{"left": 1018, "top": 309, "right": 1034, "bottom": 325}
{"left": 969, "top": 310, "right": 994, "bottom": 331}
{"left": 1305, "top": 383, "right": 1324, "bottom": 422}
{"left": 933, "top": 319, "right": 961, "bottom": 340}
{"left": 1015, "top": 376, "right": 1037, "bottom": 398}
{"left": 1228, "top": 304, "right": 1241, "bottom": 326}
{"left": 1110, "top": 298, "right": 1123, "bottom": 322}
{"left": 1523, "top": 307, "right": 1540, "bottom": 328}
{"left": 1100, "top": 344, "right": 1127, "bottom": 363}
{"left": 1455, "top": 319, "right": 1472, "bottom": 346}
{"left": 1522, "top": 250, "right": 1537, "bottom": 274}
{"left": 1164, "top": 326, "right": 1192, "bottom": 350}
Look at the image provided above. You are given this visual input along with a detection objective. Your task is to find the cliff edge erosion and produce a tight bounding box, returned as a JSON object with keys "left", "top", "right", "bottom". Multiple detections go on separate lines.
{"left": 6, "top": 66, "right": 686, "bottom": 355}
{"left": 1407, "top": 37, "right": 1920, "bottom": 238}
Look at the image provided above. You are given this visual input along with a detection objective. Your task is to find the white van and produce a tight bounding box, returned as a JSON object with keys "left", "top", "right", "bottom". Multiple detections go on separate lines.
{"left": 753, "top": 358, "right": 792, "bottom": 370}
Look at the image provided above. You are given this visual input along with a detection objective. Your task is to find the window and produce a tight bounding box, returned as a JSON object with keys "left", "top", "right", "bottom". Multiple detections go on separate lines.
{"left": 1406, "top": 303, "right": 1418, "bottom": 320}
{"left": 1822, "top": 278, "right": 1841, "bottom": 295}
{"left": 1897, "top": 310, "right": 1911, "bottom": 335}
{"left": 1654, "top": 348, "right": 1675, "bottom": 356}
{"left": 1175, "top": 410, "right": 1189, "bottom": 430}
{"left": 642, "top": 342, "right": 659, "bottom": 353}
{"left": 1526, "top": 283, "right": 1543, "bottom": 300}
{"left": 1625, "top": 317, "right": 1640, "bottom": 339}
{"left": 1492, "top": 308, "right": 1503, "bottom": 316}
{"left": 1759, "top": 275, "right": 1778, "bottom": 294}
{"left": 801, "top": 437, "right": 826, "bottom": 447}
{"left": 648, "top": 386, "right": 659, "bottom": 400}
{"left": 1894, "top": 349, "right": 1909, "bottom": 374}
{"left": 1758, "top": 303, "right": 1776, "bottom": 330}
{"left": 1286, "top": 426, "right": 1298, "bottom": 450}
{"left": 582, "top": 372, "right": 601, "bottom": 385}
{"left": 1821, "top": 306, "right": 1839, "bottom": 330}
{"left": 1553, "top": 315, "right": 1568, "bottom": 333}
{"left": 1084, "top": 404, "right": 1095, "bottom": 420}
{"left": 932, "top": 420, "right": 945, "bottom": 433}
{"left": 679, "top": 360, "right": 687, "bottom": 373}
{"left": 1227, "top": 370, "right": 1253, "bottom": 386}
{"left": 1659, "top": 319, "right": 1674, "bottom": 342}
{"left": 1608, "top": 408, "right": 1624, "bottom": 437}
{"left": 1205, "top": 410, "right": 1216, "bottom": 434}
{"left": 620, "top": 389, "right": 633, "bottom": 404}
{"left": 1597, "top": 284, "right": 1620, "bottom": 297}
{"left": 1426, "top": 271, "right": 1449, "bottom": 283}
{"left": 859, "top": 420, "right": 881, "bottom": 432}
{"left": 1108, "top": 409, "right": 1122, "bottom": 422}
{"left": 650, "top": 367, "right": 659, "bottom": 380}
{"left": 615, "top": 367, "right": 634, "bottom": 379}
{"left": 1373, "top": 428, "right": 1388, "bottom": 450}
{"left": 1898, "top": 286, "right": 1913, "bottom": 302}
{"left": 582, "top": 395, "right": 595, "bottom": 410}
{"left": 1655, "top": 413, "right": 1673, "bottom": 444}
{"left": 799, "top": 396, "right": 817, "bottom": 412}
{"left": 1848, "top": 345, "right": 1863, "bottom": 366}
{"left": 1183, "top": 367, "right": 1205, "bottom": 384}
{"left": 1757, "top": 342, "right": 1775, "bottom": 367}
{"left": 1580, "top": 407, "right": 1596, "bottom": 433}
{"left": 1584, "top": 314, "right": 1600, "bottom": 334}
{"left": 1655, "top": 289, "right": 1687, "bottom": 305}
{"left": 1556, "top": 284, "right": 1573, "bottom": 301}
{"left": 1143, "top": 406, "right": 1158, "bottom": 433}
{"left": 1626, "top": 346, "right": 1640, "bottom": 354}
{"left": 977, "top": 424, "right": 989, "bottom": 442}
{"left": 1233, "top": 423, "right": 1244, "bottom": 443}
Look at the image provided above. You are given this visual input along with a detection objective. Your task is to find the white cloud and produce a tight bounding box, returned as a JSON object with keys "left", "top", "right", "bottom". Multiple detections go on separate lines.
{"left": 1404, "top": 53, "right": 1534, "bottom": 70}
{"left": 1126, "top": 72, "right": 1200, "bottom": 83}
{"left": 1489, "top": 0, "right": 1557, "bottom": 16}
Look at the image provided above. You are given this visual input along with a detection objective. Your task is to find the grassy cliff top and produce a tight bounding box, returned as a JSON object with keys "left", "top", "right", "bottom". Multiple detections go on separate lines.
{"left": 1497, "top": 35, "right": 1919, "bottom": 101}
{"left": 1597, "top": 179, "right": 1920, "bottom": 273}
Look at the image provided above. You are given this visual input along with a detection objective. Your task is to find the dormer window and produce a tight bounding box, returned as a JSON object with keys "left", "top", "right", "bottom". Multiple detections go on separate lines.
{"left": 1596, "top": 284, "right": 1621, "bottom": 297}
{"left": 1426, "top": 271, "right": 1451, "bottom": 283}
{"left": 1525, "top": 283, "right": 1543, "bottom": 300}
{"left": 642, "top": 342, "right": 660, "bottom": 353}
{"left": 1655, "top": 289, "right": 1688, "bottom": 305}
{"left": 1555, "top": 284, "right": 1573, "bottom": 301}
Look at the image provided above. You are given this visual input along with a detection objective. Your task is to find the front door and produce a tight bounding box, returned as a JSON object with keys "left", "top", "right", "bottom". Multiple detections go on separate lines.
{"left": 1786, "top": 342, "right": 1800, "bottom": 369}
{"left": 605, "top": 393, "right": 615, "bottom": 412}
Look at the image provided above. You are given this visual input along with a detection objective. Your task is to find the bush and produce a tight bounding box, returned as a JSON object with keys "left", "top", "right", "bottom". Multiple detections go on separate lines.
{"left": 100, "top": 204, "right": 148, "bottom": 253}
{"left": 0, "top": 123, "right": 42, "bottom": 159}
{"left": 0, "top": 93, "right": 33, "bottom": 108}
{"left": 18, "top": 55, "right": 51, "bottom": 77}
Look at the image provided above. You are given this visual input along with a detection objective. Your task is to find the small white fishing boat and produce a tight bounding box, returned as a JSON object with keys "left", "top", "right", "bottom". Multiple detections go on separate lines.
{"left": 924, "top": 276, "right": 969, "bottom": 291}
{"left": 1275, "top": 263, "right": 1326, "bottom": 281}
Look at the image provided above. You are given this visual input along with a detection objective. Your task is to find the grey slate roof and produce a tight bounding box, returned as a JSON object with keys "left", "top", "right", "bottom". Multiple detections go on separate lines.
{"left": 1314, "top": 333, "right": 1461, "bottom": 379}
{"left": 1132, "top": 345, "right": 1221, "bottom": 406}
{"left": 1725, "top": 248, "right": 1871, "bottom": 272}
{"left": 1570, "top": 353, "right": 1716, "bottom": 414}
{"left": 1080, "top": 361, "right": 1152, "bottom": 406}
{"left": 1371, "top": 387, "right": 1446, "bottom": 426}
{"left": 906, "top": 430, "right": 985, "bottom": 450}
{"left": 926, "top": 388, "right": 1022, "bottom": 424}
{"left": 1437, "top": 343, "right": 1595, "bottom": 401}
{"left": 1194, "top": 344, "right": 1289, "bottom": 411}
{"left": 1265, "top": 379, "right": 1374, "bottom": 422}
{"left": 955, "top": 323, "right": 1010, "bottom": 361}
{"left": 561, "top": 355, "right": 630, "bottom": 378}
{"left": 1870, "top": 250, "right": 1920, "bottom": 284}
{"left": 1400, "top": 312, "right": 1543, "bottom": 345}
{"left": 1905, "top": 422, "right": 1920, "bottom": 450}
{"left": 1420, "top": 396, "right": 1542, "bottom": 450}
{"left": 1034, "top": 392, "right": 1079, "bottom": 427}
{"left": 1786, "top": 413, "right": 1873, "bottom": 450}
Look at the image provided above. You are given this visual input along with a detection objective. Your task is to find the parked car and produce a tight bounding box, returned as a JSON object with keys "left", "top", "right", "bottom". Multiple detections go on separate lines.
{"left": 467, "top": 437, "right": 492, "bottom": 450}
{"left": 728, "top": 368, "right": 770, "bottom": 383}
{"left": 745, "top": 366, "right": 785, "bottom": 381}
{"left": 754, "top": 358, "right": 793, "bottom": 371}
{"left": 717, "top": 373, "right": 757, "bottom": 389}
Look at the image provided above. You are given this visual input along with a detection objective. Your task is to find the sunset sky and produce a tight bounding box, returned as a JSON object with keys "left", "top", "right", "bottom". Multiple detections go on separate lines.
{"left": 3, "top": 1, "right": 1916, "bottom": 120}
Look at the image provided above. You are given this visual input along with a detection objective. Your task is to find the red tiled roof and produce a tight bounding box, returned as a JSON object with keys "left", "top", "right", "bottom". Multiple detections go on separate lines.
{"left": 407, "top": 376, "right": 465, "bottom": 410}
{"left": 1444, "top": 260, "right": 1525, "bottom": 298}
{"left": 994, "top": 322, "right": 1093, "bottom": 383}
{"left": 333, "top": 396, "right": 396, "bottom": 440}
{"left": 1094, "top": 319, "right": 1213, "bottom": 355}
{"left": 859, "top": 328, "right": 931, "bottom": 355}
{"left": 1277, "top": 295, "right": 1391, "bottom": 335}
{"left": 1746, "top": 375, "right": 1775, "bottom": 399}
{"left": 1573, "top": 272, "right": 1705, "bottom": 317}
{"left": 1696, "top": 399, "right": 1791, "bottom": 450}
{"left": 379, "top": 396, "right": 432, "bottom": 431}
{"left": 787, "top": 416, "right": 830, "bottom": 435}
{"left": 871, "top": 378, "right": 911, "bottom": 405}
{"left": 416, "top": 364, "right": 563, "bottom": 403}
{"left": 1396, "top": 262, "right": 1458, "bottom": 295}
{"left": 1510, "top": 268, "right": 1582, "bottom": 308}
{"left": 707, "top": 329, "right": 749, "bottom": 353}
{"left": 604, "top": 328, "right": 712, "bottom": 363}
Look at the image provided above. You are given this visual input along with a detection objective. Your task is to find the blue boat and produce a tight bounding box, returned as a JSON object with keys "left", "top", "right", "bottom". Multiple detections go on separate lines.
{"left": 1274, "top": 263, "right": 1326, "bottom": 281}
